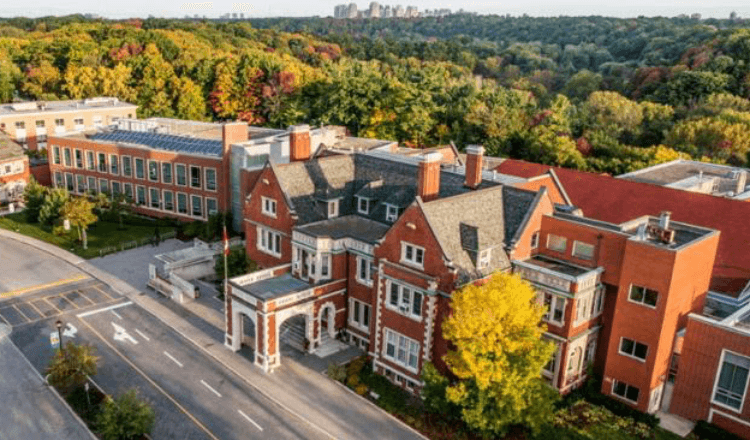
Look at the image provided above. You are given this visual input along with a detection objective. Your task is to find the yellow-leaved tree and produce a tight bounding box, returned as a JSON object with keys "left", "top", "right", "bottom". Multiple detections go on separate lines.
{"left": 435, "top": 272, "right": 558, "bottom": 437}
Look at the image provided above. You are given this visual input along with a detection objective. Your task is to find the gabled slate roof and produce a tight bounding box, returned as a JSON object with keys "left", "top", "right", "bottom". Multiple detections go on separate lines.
{"left": 269, "top": 153, "right": 500, "bottom": 225}
{"left": 420, "top": 185, "right": 541, "bottom": 283}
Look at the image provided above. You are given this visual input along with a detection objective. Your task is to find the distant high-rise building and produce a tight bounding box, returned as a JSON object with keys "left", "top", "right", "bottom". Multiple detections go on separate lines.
{"left": 383, "top": 5, "right": 392, "bottom": 17}
{"left": 394, "top": 5, "right": 405, "bottom": 17}
{"left": 347, "top": 3, "right": 358, "bottom": 18}
{"left": 369, "top": 2, "right": 381, "bottom": 18}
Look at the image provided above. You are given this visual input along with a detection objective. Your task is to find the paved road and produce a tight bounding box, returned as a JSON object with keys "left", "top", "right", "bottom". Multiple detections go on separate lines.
{"left": 0, "top": 235, "right": 84, "bottom": 293}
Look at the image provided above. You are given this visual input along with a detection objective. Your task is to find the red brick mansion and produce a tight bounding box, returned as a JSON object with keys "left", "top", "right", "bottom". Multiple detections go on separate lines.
{"left": 225, "top": 128, "right": 742, "bottom": 436}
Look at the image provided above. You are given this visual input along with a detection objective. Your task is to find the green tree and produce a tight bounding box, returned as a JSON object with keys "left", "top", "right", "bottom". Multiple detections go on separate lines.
{"left": 96, "top": 389, "right": 155, "bottom": 440}
{"left": 38, "top": 188, "right": 69, "bottom": 226}
{"left": 215, "top": 246, "right": 254, "bottom": 281}
{"left": 23, "top": 176, "right": 47, "bottom": 223}
{"left": 60, "top": 196, "right": 98, "bottom": 249}
{"left": 441, "top": 272, "right": 558, "bottom": 437}
{"left": 46, "top": 342, "right": 98, "bottom": 393}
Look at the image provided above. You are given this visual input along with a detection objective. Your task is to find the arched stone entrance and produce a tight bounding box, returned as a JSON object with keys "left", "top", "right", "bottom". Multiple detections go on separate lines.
{"left": 317, "top": 301, "right": 336, "bottom": 344}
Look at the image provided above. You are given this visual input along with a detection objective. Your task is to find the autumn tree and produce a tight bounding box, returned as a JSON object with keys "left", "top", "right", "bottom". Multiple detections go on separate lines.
{"left": 60, "top": 196, "right": 98, "bottom": 249}
{"left": 46, "top": 342, "right": 99, "bottom": 393}
{"left": 433, "top": 272, "right": 558, "bottom": 437}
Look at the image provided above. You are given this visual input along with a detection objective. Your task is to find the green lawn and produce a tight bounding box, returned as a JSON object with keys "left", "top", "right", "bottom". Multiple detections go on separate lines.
{"left": 0, "top": 212, "right": 176, "bottom": 259}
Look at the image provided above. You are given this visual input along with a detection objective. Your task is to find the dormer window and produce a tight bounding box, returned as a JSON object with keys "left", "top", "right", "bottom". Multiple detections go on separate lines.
{"left": 328, "top": 200, "right": 339, "bottom": 218}
{"left": 478, "top": 249, "right": 492, "bottom": 269}
{"left": 262, "top": 197, "right": 277, "bottom": 217}
{"left": 402, "top": 242, "right": 424, "bottom": 268}
{"left": 385, "top": 204, "right": 399, "bottom": 222}
{"left": 357, "top": 197, "right": 370, "bottom": 215}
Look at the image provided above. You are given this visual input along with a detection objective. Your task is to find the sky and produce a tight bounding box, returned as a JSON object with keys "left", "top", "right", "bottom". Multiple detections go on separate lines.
{"left": 1, "top": 0, "right": 749, "bottom": 20}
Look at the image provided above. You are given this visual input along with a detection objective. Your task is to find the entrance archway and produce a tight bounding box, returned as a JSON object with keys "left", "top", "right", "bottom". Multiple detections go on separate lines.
{"left": 319, "top": 302, "right": 336, "bottom": 340}
{"left": 279, "top": 315, "right": 307, "bottom": 352}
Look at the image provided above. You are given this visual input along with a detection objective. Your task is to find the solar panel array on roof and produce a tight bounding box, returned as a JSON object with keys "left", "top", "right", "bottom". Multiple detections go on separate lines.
{"left": 89, "top": 130, "right": 223, "bottom": 157}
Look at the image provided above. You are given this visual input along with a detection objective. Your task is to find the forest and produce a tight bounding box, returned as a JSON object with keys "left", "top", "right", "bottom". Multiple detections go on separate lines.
{"left": 2, "top": 14, "right": 750, "bottom": 174}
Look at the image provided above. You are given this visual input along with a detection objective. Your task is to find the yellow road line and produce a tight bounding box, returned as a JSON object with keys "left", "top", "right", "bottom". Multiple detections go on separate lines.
{"left": 0, "top": 274, "right": 89, "bottom": 299}
{"left": 79, "top": 319, "right": 221, "bottom": 440}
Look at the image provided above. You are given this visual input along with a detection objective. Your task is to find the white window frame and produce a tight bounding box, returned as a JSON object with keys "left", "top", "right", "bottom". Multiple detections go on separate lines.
{"left": 611, "top": 380, "right": 640, "bottom": 404}
{"left": 191, "top": 195, "right": 203, "bottom": 218}
{"left": 121, "top": 155, "right": 132, "bottom": 177}
{"left": 53, "top": 146, "right": 61, "bottom": 165}
{"left": 592, "top": 287, "right": 605, "bottom": 317}
{"left": 135, "top": 185, "right": 146, "bottom": 206}
{"left": 619, "top": 337, "right": 649, "bottom": 362}
{"left": 385, "top": 204, "right": 399, "bottom": 222}
{"left": 163, "top": 190, "right": 174, "bottom": 212}
{"left": 356, "top": 256, "right": 373, "bottom": 286}
{"left": 711, "top": 349, "right": 750, "bottom": 413}
{"left": 85, "top": 150, "right": 95, "bottom": 171}
{"left": 76, "top": 175, "right": 86, "bottom": 194}
{"left": 357, "top": 196, "right": 370, "bottom": 215}
{"left": 206, "top": 198, "right": 218, "bottom": 216}
{"left": 161, "top": 162, "right": 173, "bottom": 184}
{"left": 383, "top": 329, "right": 420, "bottom": 373}
{"left": 123, "top": 183, "right": 133, "bottom": 200}
{"left": 205, "top": 167, "right": 217, "bottom": 192}
{"left": 547, "top": 234, "right": 567, "bottom": 252}
{"left": 111, "top": 181, "right": 121, "bottom": 196}
{"left": 328, "top": 199, "right": 339, "bottom": 219}
{"left": 401, "top": 242, "right": 425, "bottom": 269}
{"left": 64, "top": 172, "right": 74, "bottom": 191}
{"left": 98, "top": 178, "right": 109, "bottom": 194}
{"left": 572, "top": 240, "right": 595, "bottom": 260}
{"left": 97, "top": 152, "right": 107, "bottom": 173}
{"left": 149, "top": 188, "right": 161, "bottom": 210}
{"left": 176, "top": 192, "right": 188, "bottom": 214}
{"left": 261, "top": 196, "right": 277, "bottom": 217}
{"left": 257, "top": 226, "right": 282, "bottom": 257}
{"left": 628, "top": 284, "right": 659, "bottom": 308}
{"left": 542, "top": 342, "right": 561, "bottom": 383}
{"left": 54, "top": 172, "right": 63, "bottom": 188}
{"left": 109, "top": 154, "right": 119, "bottom": 175}
{"left": 63, "top": 148, "right": 72, "bottom": 167}
{"left": 74, "top": 149, "right": 83, "bottom": 169}
{"left": 86, "top": 176, "right": 97, "bottom": 194}
{"left": 349, "top": 298, "right": 370, "bottom": 331}
{"left": 190, "top": 165, "right": 202, "bottom": 189}
{"left": 387, "top": 280, "right": 423, "bottom": 320}
{"left": 477, "top": 249, "right": 492, "bottom": 269}
{"left": 175, "top": 163, "right": 187, "bottom": 186}
{"left": 134, "top": 158, "right": 145, "bottom": 179}
{"left": 148, "top": 160, "right": 159, "bottom": 182}
{"left": 541, "top": 292, "right": 566, "bottom": 326}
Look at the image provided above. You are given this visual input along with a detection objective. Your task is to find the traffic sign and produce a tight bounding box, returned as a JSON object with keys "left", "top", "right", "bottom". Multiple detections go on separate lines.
{"left": 50, "top": 332, "right": 60, "bottom": 349}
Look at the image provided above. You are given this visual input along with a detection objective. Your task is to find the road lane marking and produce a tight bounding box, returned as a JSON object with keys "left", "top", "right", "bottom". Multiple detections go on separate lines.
{"left": 77, "top": 301, "right": 132, "bottom": 318}
{"left": 0, "top": 274, "right": 89, "bottom": 299}
{"left": 78, "top": 319, "right": 220, "bottom": 440}
{"left": 135, "top": 329, "right": 150, "bottom": 341}
{"left": 111, "top": 310, "right": 123, "bottom": 320}
{"left": 201, "top": 380, "right": 222, "bottom": 398}
{"left": 237, "top": 410, "right": 263, "bottom": 431}
{"left": 163, "top": 351, "right": 183, "bottom": 368}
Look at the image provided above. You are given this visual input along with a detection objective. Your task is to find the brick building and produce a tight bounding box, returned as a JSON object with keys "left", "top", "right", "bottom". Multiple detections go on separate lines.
{"left": 224, "top": 136, "right": 721, "bottom": 420}
{"left": 0, "top": 132, "right": 29, "bottom": 204}
{"left": 0, "top": 97, "right": 137, "bottom": 151}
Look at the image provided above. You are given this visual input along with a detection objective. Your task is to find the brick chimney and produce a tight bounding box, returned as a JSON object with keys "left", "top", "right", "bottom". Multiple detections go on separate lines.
{"left": 222, "top": 121, "right": 249, "bottom": 157}
{"left": 418, "top": 152, "right": 443, "bottom": 202}
{"left": 289, "top": 124, "right": 311, "bottom": 162}
{"left": 464, "top": 145, "right": 485, "bottom": 189}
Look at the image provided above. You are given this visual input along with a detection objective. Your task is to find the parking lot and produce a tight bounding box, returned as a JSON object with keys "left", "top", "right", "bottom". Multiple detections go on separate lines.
{"left": 0, "top": 278, "right": 122, "bottom": 327}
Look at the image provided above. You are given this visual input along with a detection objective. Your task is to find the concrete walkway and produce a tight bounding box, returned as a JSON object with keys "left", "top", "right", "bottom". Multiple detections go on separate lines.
{"left": 657, "top": 411, "right": 695, "bottom": 438}
{"left": 0, "top": 229, "right": 426, "bottom": 440}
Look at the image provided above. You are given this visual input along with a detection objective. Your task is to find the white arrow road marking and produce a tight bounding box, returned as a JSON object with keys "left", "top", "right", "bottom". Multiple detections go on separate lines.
{"left": 237, "top": 410, "right": 263, "bottom": 431}
{"left": 200, "top": 380, "right": 222, "bottom": 398}
{"left": 112, "top": 322, "right": 138, "bottom": 344}
{"left": 163, "top": 351, "right": 183, "bottom": 368}
{"left": 135, "top": 329, "right": 150, "bottom": 341}
{"left": 62, "top": 323, "right": 77, "bottom": 338}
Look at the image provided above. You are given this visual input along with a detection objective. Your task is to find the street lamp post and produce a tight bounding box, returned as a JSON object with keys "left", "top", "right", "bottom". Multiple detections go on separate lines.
{"left": 56, "top": 319, "right": 64, "bottom": 354}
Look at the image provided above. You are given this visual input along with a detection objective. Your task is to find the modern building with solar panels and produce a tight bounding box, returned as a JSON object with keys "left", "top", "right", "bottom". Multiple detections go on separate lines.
{"left": 45, "top": 118, "right": 398, "bottom": 225}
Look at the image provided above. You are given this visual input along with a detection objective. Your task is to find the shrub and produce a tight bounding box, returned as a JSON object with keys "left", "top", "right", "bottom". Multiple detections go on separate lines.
{"left": 693, "top": 420, "right": 744, "bottom": 440}
{"left": 355, "top": 384, "right": 368, "bottom": 395}
{"left": 96, "top": 389, "right": 155, "bottom": 440}
{"left": 327, "top": 363, "right": 346, "bottom": 382}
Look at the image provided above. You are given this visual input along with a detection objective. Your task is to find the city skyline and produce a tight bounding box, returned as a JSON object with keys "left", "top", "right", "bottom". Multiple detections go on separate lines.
{"left": 0, "top": 1, "right": 748, "bottom": 20}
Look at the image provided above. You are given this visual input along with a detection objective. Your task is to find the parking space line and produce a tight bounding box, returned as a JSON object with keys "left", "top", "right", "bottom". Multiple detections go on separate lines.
{"left": 163, "top": 351, "right": 183, "bottom": 368}
{"left": 76, "top": 301, "right": 132, "bottom": 319}
{"left": 111, "top": 310, "right": 123, "bottom": 320}
{"left": 135, "top": 329, "right": 150, "bottom": 341}
{"left": 58, "top": 294, "right": 79, "bottom": 309}
{"left": 200, "top": 380, "right": 222, "bottom": 398}
{"left": 93, "top": 286, "right": 116, "bottom": 301}
{"left": 27, "top": 301, "right": 45, "bottom": 317}
{"left": 78, "top": 319, "right": 220, "bottom": 440}
{"left": 70, "top": 291, "right": 95, "bottom": 306}
{"left": 42, "top": 297, "right": 63, "bottom": 314}
{"left": 0, "top": 312, "right": 9, "bottom": 326}
{"left": 238, "top": 410, "right": 263, "bottom": 431}
{"left": 11, "top": 304, "right": 31, "bottom": 322}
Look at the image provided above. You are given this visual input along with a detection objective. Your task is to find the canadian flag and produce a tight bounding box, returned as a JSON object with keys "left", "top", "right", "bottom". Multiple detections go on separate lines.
{"left": 223, "top": 226, "right": 230, "bottom": 257}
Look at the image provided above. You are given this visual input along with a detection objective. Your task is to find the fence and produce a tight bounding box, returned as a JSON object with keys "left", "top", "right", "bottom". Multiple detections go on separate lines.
{"left": 97, "top": 230, "right": 177, "bottom": 257}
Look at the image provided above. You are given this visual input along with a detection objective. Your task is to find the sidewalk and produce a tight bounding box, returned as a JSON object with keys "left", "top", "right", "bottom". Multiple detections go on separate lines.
{"left": 1, "top": 229, "right": 427, "bottom": 440}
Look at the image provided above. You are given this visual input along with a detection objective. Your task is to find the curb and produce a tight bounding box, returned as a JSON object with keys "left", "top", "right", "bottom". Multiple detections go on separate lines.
{"left": 329, "top": 376, "right": 430, "bottom": 440}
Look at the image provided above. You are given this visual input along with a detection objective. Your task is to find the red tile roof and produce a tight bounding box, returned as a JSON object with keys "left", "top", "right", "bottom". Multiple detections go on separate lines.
{"left": 496, "top": 159, "right": 750, "bottom": 296}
